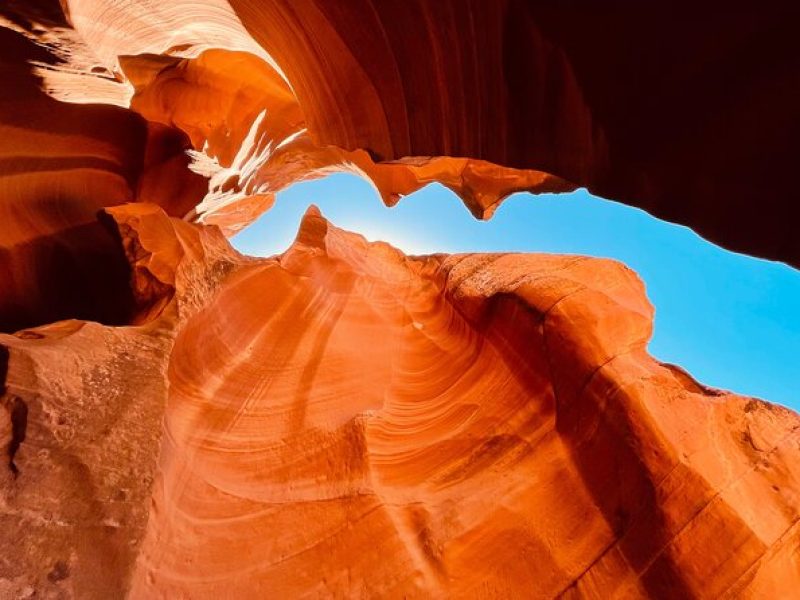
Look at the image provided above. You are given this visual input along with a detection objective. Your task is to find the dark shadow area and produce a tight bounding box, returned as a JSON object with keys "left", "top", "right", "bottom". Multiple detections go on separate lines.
{"left": 5, "top": 396, "right": 28, "bottom": 476}
{"left": 229, "top": 0, "right": 800, "bottom": 266}
{"left": 0, "top": 345, "right": 26, "bottom": 477}
{"left": 0, "top": 218, "right": 138, "bottom": 333}
{"left": 0, "top": 0, "right": 71, "bottom": 29}
{"left": 0, "top": 23, "right": 140, "bottom": 333}
{"left": 521, "top": 4, "right": 800, "bottom": 267}
{"left": 0, "top": 11, "right": 205, "bottom": 333}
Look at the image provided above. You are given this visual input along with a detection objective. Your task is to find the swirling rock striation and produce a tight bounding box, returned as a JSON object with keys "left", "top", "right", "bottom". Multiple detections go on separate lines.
{"left": 128, "top": 207, "right": 800, "bottom": 598}
{"left": 0, "top": 1, "right": 799, "bottom": 598}
{"left": 0, "top": 2, "right": 207, "bottom": 332}
{"left": 3, "top": 205, "right": 797, "bottom": 597}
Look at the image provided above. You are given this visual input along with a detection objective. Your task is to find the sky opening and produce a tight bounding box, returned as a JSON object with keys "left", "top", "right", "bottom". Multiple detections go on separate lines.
{"left": 232, "top": 173, "right": 800, "bottom": 410}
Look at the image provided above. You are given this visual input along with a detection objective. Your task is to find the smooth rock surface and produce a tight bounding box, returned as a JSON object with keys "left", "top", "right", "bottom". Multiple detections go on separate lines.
{"left": 128, "top": 208, "right": 800, "bottom": 598}
{"left": 0, "top": 2, "right": 798, "bottom": 598}
{"left": 5, "top": 205, "right": 795, "bottom": 598}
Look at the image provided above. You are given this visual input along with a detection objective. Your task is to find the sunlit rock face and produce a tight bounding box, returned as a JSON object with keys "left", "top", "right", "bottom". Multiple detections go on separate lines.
{"left": 1, "top": 1, "right": 799, "bottom": 598}
{"left": 129, "top": 208, "right": 800, "bottom": 599}
{"left": 3, "top": 206, "right": 799, "bottom": 598}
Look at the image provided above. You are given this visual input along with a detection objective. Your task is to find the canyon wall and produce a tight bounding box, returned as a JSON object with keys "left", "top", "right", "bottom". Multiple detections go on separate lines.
{"left": 3, "top": 206, "right": 799, "bottom": 597}
{"left": 0, "top": 1, "right": 798, "bottom": 598}
{"left": 3, "top": 2, "right": 799, "bottom": 267}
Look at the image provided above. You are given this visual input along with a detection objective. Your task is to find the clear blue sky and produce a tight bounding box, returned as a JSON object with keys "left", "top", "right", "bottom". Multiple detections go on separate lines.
{"left": 232, "top": 173, "right": 800, "bottom": 410}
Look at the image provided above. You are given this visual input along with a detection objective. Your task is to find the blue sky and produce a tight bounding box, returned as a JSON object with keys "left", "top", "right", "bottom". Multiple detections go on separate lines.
{"left": 232, "top": 173, "right": 800, "bottom": 410}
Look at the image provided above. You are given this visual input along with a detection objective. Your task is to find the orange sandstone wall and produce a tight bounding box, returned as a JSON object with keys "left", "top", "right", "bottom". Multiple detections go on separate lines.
{"left": 0, "top": 1, "right": 799, "bottom": 598}
{"left": 224, "top": 1, "right": 800, "bottom": 265}
{"left": 2, "top": 205, "right": 798, "bottom": 597}
{"left": 0, "top": 4, "right": 207, "bottom": 332}
{"left": 4, "top": 1, "right": 797, "bottom": 265}
{"left": 129, "top": 208, "right": 800, "bottom": 598}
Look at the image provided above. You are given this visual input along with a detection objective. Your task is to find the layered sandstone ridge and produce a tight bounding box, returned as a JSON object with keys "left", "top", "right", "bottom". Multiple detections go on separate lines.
{"left": 132, "top": 209, "right": 800, "bottom": 598}
{"left": 1, "top": 1, "right": 799, "bottom": 598}
{"left": 3, "top": 206, "right": 798, "bottom": 598}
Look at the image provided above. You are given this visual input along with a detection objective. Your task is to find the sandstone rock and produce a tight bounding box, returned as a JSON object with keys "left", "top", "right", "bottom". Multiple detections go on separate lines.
{"left": 0, "top": 202, "right": 243, "bottom": 597}
{"left": 3, "top": 204, "right": 797, "bottom": 597}
{"left": 126, "top": 207, "right": 800, "bottom": 598}
{"left": 0, "top": 5, "right": 206, "bottom": 332}
{"left": 0, "top": 2, "right": 798, "bottom": 598}
{"left": 3, "top": 2, "right": 797, "bottom": 264}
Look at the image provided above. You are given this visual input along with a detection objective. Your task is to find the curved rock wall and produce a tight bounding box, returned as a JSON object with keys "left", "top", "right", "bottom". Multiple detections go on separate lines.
{"left": 5, "top": 1, "right": 798, "bottom": 265}
{"left": 0, "top": 6, "right": 207, "bottom": 331}
{"left": 224, "top": 1, "right": 800, "bottom": 265}
{"left": 0, "top": 1, "right": 798, "bottom": 598}
{"left": 128, "top": 207, "right": 800, "bottom": 598}
{"left": 4, "top": 205, "right": 797, "bottom": 597}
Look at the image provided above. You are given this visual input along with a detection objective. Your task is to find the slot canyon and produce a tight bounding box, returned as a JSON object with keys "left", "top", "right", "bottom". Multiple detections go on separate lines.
{"left": 0, "top": 2, "right": 798, "bottom": 598}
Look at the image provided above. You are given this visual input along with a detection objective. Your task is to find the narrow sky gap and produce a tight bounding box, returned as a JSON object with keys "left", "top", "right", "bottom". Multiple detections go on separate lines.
{"left": 232, "top": 172, "right": 800, "bottom": 410}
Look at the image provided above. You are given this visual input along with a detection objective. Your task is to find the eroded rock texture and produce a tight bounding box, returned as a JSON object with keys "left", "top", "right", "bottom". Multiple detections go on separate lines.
{"left": 2, "top": 2, "right": 798, "bottom": 265}
{"left": 127, "top": 208, "right": 800, "bottom": 599}
{"left": 2, "top": 205, "right": 799, "bottom": 598}
{"left": 0, "top": 1, "right": 799, "bottom": 598}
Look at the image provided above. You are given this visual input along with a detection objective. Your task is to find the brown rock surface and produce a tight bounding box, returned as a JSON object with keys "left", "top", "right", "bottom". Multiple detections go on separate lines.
{"left": 220, "top": 2, "right": 800, "bottom": 265}
{"left": 128, "top": 208, "right": 800, "bottom": 598}
{"left": 0, "top": 203, "right": 237, "bottom": 597}
{"left": 3, "top": 204, "right": 798, "bottom": 597}
{"left": 0, "top": 1, "right": 799, "bottom": 598}
{"left": 0, "top": 2, "right": 207, "bottom": 332}
{"left": 3, "top": 2, "right": 798, "bottom": 265}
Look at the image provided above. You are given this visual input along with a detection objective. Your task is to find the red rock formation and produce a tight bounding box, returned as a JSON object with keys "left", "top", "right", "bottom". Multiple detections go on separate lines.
{"left": 221, "top": 2, "right": 800, "bottom": 266}
{"left": 3, "top": 204, "right": 799, "bottom": 597}
{"left": 126, "top": 208, "right": 800, "bottom": 598}
{"left": 6, "top": 2, "right": 798, "bottom": 264}
{"left": 0, "top": 1, "right": 799, "bottom": 598}
{"left": 0, "top": 203, "right": 237, "bottom": 597}
{"left": 118, "top": 46, "right": 568, "bottom": 233}
{"left": 0, "top": 3, "right": 207, "bottom": 332}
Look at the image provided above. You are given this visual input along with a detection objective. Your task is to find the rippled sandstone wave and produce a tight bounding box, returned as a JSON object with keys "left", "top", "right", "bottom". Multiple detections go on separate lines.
{"left": 2, "top": 205, "right": 799, "bottom": 598}
{"left": 0, "top": 1, "right": 799, "bottom": 598}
